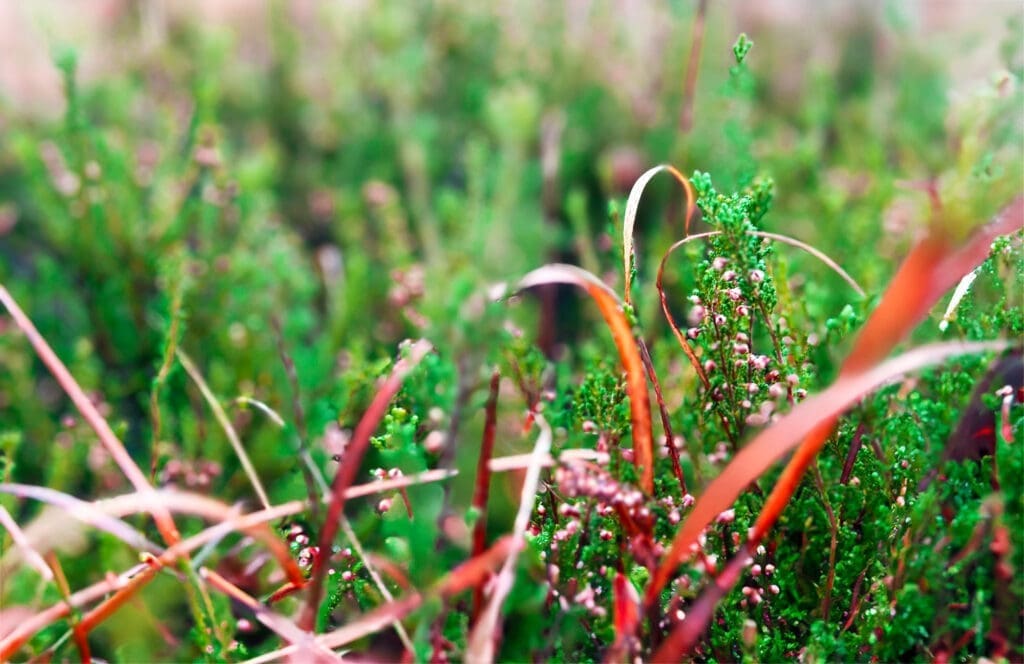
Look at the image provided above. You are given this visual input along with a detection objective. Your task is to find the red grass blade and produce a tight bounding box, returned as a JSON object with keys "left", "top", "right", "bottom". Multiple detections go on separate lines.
{"left": 748, "top": 197, "right": 1023, "bottom": 549}
{"left": 298, "top": 339, "right": 432, "bottom": 631}
{"left": 512, "top": 265, "right": 654, "bottom": 493}
{"left": 471, "top": 369, "right": 501, "bottom": 620}
{"left": 607, "top": 571, "right": 641, "bottom": 662}
{"left": 646, "top": 339, "right": 1011, "bottom": 607}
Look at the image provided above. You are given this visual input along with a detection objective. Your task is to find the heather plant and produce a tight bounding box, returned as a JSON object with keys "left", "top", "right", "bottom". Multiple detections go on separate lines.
{"left": 0, "top": 3, "right": 1022, "bottom": 663}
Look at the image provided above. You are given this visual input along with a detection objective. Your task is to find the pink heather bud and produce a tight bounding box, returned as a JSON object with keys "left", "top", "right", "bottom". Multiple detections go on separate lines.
{"left": 747, "top": 383, "right": 760, "bottom": 394}
{"left": 423, "top": 430, "right": 446, "bottom": 453}
{"left": 714, "top": 313, "right": 727, "bottom": 326}
{"left": 741, "top": 399, "right": 752, "bottom": 409}
{"left": 689, "top": 294, "right": 703, "bottom": 305}
{"left": 749, "top": 269, "right": 765, "bottom": 283}
{"left": 722, "top": 270, "right": 738, "bottom": 282}
{"left": 795, "top": 388, "right": 807, "bottom": 399}
{"left": 766, "top": 369, "right": 781, "bottom": 382}
{"left": 741, "top": 586, "right": 754, "bottom": 596}
{"left": 712, "top": 256, "right": 729, "bottom": 271}
{"left": 807, "top": 333, "right": 819, "bottom": 346}
{"left": 786, "top": 373, "right": 800, "bottom": 386}
{"left": 746, "top": 412, "right": 769, "bottom": 426}
{"left": 376, "top": 498, "right": 392, "bottom": 514}
{"left": 765, "top": 564, "right": 775, "bottom": 574}
{"left": 850, "top": 476, "right": 861, "bottom": 486}
{"left": 756, "top": 545, "right": 766, "bottom": 556}
{"left": 681, "top": 493, "right": 696, "bottom": 507}
{"left": 735, "top": 332, "right": 749, "bottom": 342}
{"left": 687, "top": 327, "right": 700, "bottom": 339}
{"left": 736, "top": 304, "right": 751, "bottom": 317}
{"left": 770, "top": 584, "right": 780, "bottom": 595}
{"left": 782, "top": 335, "right": 795, "bottom": 346}
{"left": 716, "top": 509, "right": 736, "bottom": 523}
{"left": 688, "top": 305, "right": 707, "bottom": 326}
{"left": 342, "top": 570, "right": 355, "bottom": 581}
{"left": 750, "top": 354, "right": 770, "bottom": 370}
{"left": 733, "top": 342, "right": 749, "bottom": 354}
{"left": 704, "top": 360, "right": 717, "bottom": 373}
{"left": 751, "top": 564, "right": 762, "bottom": 577}
{"left": 726, "top": 287, "right": 743, "bottom": 301}
{"left": 600, "top": 529, "right": 614, "bottom": 541}
{"left": 769, "top": 383, "right": 786, "bottom": 398}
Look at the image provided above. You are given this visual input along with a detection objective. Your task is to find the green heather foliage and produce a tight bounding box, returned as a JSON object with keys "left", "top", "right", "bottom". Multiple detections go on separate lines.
{"left": 0, "top": 3, "right": 1021, "bottom": 662}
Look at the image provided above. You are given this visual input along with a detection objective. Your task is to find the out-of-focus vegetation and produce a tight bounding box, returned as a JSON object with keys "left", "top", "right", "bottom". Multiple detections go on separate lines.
{"left": 0, "top": 2, "right": 1022, "bottom": 661}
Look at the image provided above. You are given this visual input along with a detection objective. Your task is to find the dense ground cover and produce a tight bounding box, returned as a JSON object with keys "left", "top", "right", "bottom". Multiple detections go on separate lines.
{"left": 0, "top": 2, "right": 1022, "bottom": 661}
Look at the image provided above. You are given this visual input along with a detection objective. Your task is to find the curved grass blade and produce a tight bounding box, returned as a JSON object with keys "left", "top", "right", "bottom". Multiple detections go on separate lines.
{"left": 646, "top": 339, "right": 1011, "bottom": 607}
{"left": 510, "top": 265, "right": 654, "bottom": 493}
{"left": 622, "top": 165, "right": 696, "bottom": 305}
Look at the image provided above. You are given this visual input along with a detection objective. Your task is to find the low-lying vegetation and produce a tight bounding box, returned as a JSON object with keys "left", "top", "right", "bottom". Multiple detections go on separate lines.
{"left": 0, "top": 3, "right": 1021, "bottom": 661}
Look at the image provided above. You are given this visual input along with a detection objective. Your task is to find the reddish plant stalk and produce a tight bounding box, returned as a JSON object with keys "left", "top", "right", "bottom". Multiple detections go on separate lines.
{"left": 471, "top": 369, "right": 501, "bottom": 620}
{"left": 638, "top": 339, "right": 687, "bottom": 494}
{"left": 76, "top": 559, "right": 162, "bottom": 636}
{"left": 298, "top": 340, "right": 431, "bottom": 632}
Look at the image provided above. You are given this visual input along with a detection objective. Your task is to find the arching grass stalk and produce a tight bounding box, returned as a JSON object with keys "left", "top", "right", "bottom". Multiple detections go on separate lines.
{"left": 510, "top": 265, "right": 655, "bottom": 494}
